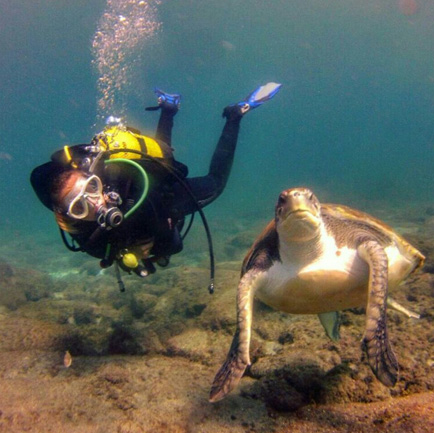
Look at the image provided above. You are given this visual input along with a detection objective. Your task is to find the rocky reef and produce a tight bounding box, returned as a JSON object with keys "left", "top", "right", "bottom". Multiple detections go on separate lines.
{"left": 0, "top": 206, "right": 433, "bottom": 432}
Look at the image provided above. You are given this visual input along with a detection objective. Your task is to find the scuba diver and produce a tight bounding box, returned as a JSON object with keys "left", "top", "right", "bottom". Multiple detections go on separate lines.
{"left": 31, "top": 83, "right": 282, "bottom": 293}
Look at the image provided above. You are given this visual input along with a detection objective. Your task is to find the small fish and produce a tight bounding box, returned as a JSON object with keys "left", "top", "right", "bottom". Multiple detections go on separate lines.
{"left": 0, "top": 152, "right": 12, "bottom": 161}
{"left": 64, "top": 350, "right": 72, "bottom": 368}
{"left": 221, "top": 40, "right": 236, "bottom": 52}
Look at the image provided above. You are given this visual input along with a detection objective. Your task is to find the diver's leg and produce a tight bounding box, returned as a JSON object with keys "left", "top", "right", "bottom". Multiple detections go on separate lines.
{"left": 171, "top": 83, "right": 282, "bottom": 213}
{"left": 206, "top": 106, "right": 243, "bottom": 199}
{"left": 156, "top": 107, "right": 177, "bottom": 146}
{"left": 201, "top": 83, "right": 282, "bottom": 205}
{"left": 169, "top": 106, "right": 242, "bottom": 214}
{"left": 147, "top": 88, "right": 181, "bottom": 147}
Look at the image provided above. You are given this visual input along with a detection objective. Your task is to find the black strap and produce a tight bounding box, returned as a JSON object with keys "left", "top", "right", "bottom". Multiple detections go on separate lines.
{"left": 59, "top": 229, "right": 83, "bottom": 252}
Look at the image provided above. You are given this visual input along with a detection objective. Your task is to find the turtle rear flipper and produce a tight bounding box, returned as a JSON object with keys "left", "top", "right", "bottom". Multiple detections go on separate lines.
{"left": 210, "top": 270, "right": 265, "bottom": 402}
{"left": 318, "top": 311, "right": 341, "bottom": 341}
{"left": 387, "top": 297, "right": 420, "bottom": 319}
{"left": 358, "top": 240, "right": 399, "bottom": 387}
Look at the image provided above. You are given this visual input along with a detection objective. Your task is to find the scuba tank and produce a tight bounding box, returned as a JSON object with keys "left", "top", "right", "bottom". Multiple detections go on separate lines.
{"left": 47, "top": 124, "right": 176, "bottom": 235}
{"left": 52, "top": 125, "right": 176, "bottom": 176}
{"left": 96, "top": 126, "right": 171, "bottom": 160}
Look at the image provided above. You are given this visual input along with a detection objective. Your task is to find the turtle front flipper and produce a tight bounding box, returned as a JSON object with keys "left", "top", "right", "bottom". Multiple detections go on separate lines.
{"left": 209, "top": 270, "right": 265, "bottom": 402}
{"left": 358, "top": 240, "right": 399, "bottom": 387}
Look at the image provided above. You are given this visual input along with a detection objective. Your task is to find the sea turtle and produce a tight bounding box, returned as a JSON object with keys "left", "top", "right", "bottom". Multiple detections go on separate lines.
{"left": 209, "top": 187, "right": 424, "bottom": 402}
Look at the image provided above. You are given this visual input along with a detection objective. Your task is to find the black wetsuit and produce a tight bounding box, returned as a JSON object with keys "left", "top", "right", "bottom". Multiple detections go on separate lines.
{"left": 30, "top": 104, "right": 242, "bottom": 270}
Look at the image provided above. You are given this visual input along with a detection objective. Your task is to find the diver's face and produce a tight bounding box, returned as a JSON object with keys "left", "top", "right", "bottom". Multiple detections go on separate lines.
{"left": 64, "top": 173, "right": 106, "bottom": 221}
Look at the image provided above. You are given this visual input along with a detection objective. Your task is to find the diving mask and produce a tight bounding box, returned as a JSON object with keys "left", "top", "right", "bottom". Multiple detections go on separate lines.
{"left": 67, "top": 175, "right": 105, "bottom": 220}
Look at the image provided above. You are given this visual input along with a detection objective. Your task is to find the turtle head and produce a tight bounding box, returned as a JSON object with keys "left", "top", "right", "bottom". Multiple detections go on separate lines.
{"left": 275, "top": 187, "right": 322, "bottom": 242}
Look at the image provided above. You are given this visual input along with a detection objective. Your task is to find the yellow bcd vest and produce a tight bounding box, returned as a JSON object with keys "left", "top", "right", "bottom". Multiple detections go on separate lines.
{"left": 96, "top": 126, "right": 171, "bottom": 160}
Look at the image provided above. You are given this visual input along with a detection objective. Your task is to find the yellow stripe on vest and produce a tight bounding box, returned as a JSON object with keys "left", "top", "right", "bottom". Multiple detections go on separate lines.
{"left": 63, "top": 145, "right": 78, "bottom": 168}
{"left": 143, "top": 136, "right": 163, "bottom": 158}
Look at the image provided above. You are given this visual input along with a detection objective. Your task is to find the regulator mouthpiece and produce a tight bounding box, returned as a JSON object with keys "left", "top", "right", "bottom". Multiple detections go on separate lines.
{"left": 97, "top": 206, "right": 124, "bottom": 229}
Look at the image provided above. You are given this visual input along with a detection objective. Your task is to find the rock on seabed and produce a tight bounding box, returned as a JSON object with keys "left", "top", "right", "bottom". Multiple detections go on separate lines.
{"left": 0, "top": 207, "right": 433, "bottom": 432}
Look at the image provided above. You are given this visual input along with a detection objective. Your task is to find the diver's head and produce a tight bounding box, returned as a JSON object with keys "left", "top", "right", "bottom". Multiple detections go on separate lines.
{"left": 51, "top": 170, "right": 107, "bottom": 222}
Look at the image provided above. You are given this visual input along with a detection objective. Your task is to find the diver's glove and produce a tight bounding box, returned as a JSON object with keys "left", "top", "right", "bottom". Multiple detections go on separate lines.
{"left": 146, "top": 88, "right": 181, "bottom": 112}
{"left": 223, "top": 82, "right": 282, "bottom": 118}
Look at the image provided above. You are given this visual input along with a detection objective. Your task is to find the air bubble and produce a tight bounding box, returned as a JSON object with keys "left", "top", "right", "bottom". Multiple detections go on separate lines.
{"left": 92, "top": 0, "right": 162, "bottom": 121}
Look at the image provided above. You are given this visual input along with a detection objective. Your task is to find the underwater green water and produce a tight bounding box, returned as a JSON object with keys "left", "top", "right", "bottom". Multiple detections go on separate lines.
{"left": 0, "top": 0, "right": 433, "bottom": 240}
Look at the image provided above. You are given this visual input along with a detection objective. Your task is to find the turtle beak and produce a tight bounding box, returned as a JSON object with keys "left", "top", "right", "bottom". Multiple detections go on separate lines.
{"left": 275, "top": 188, "right": 320, "bottom": 220}
{"left": 275, "top": 188, "right": 321, "bottom": 241}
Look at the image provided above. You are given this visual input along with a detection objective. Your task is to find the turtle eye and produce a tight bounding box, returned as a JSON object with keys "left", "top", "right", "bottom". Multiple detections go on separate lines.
{"left": 276, "top": 194, "right": 287, "bottom": 217}
{"left": 277, "top": 194, "right": 287, "bottom": 206}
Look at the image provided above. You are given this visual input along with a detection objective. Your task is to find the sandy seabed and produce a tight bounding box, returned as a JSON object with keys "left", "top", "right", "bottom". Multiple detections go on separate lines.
{"left": 0, "top": 204, "right": 433, "bottom": 433}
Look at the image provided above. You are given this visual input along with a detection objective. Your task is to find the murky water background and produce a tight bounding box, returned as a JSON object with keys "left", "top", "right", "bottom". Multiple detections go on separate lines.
{"left": 0, "top": 1, "right": 433, "bottom": 431}
{"left": 1, "top": 0, "right": 433, "bottom": 235}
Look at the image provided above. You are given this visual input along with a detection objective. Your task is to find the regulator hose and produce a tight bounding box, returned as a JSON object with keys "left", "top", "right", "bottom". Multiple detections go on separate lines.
{"left": 106, "top": 148, "right": 215, "bottom": 294}
{"left": 104, "top": 158, "right": 149, "bottom": 219}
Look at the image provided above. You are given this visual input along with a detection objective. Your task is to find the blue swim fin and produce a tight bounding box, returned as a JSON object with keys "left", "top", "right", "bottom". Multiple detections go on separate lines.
{"left": 155, "top": 88, "right": 181, "bottom": 108}
{"left": 238, "top": 82, "right": 282, "bottom": 114}
{"left": 146, "top": 88, "right": 181, "bottom": 111}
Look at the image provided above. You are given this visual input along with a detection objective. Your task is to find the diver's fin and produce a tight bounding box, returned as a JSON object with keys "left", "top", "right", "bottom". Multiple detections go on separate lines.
{"left": 318, "top": 311, "right": 340, "bottom": 341}
{"left": 146, "top": 88, "right": 181, "bottom": 112}
{"left": 154, "top": 88, "right": 181, "bottom": 108}
{"left": 237, "top": 82, "right": 282, "bottom": 114}
{"left": 245, "top": 82, "right": 282, "bottom": 106}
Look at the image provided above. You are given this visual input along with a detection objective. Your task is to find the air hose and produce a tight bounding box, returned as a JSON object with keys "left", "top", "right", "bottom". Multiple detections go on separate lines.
{"left": 106, "top": 148, "right": 216, "bottom": 294}
{"left": 104, "top": 158, "right": 149, "bottom": 219}
{"left": 99, "top": 158, "right": 149, "bottom": 288}
{"left": 61, "top": 147, "right": 215, "bottom": 295}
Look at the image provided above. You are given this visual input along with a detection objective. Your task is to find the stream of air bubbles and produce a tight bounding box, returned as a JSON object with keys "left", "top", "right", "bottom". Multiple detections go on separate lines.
{"left": 92, "top": 0, "right": 162, "bottom": 122}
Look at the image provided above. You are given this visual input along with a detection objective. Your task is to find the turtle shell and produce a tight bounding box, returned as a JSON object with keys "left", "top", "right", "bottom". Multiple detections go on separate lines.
{"left": 321, "top": 203, "right": 424, "bottom": 268}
